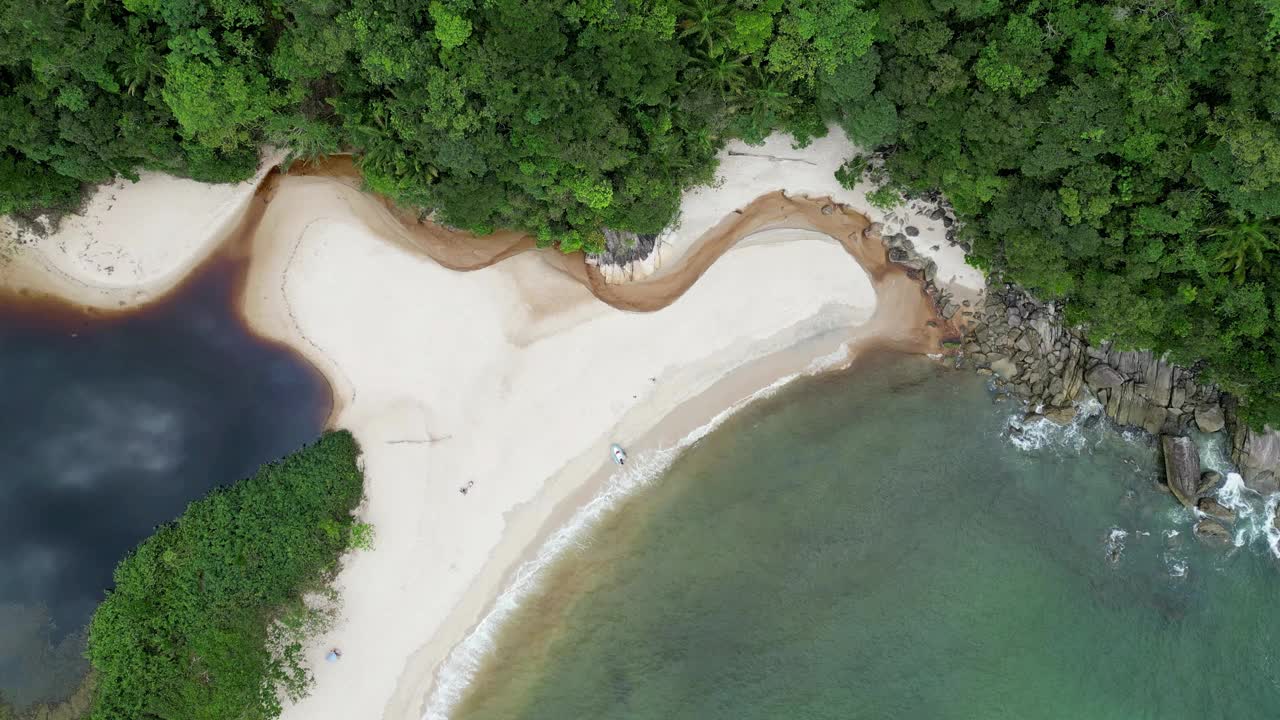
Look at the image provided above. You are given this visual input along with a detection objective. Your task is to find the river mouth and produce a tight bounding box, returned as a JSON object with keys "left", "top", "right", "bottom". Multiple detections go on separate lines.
{"left": 448, "top": 351, "right": 1280, "bottom": 719}
{"left": 0, "top": 254, "right": 332, "bottom": 712}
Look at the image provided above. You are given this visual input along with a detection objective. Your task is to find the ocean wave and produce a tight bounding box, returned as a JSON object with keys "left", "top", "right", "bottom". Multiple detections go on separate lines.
{"left": 1104, "top": 527, "right": 1127, "bottom": 564}
{"left": 1004, "top": 397, "right": 1102, "bottom": 453}
{"left": 1213, "top": 472, "right": 1279, "bottom": 555}
{"left": 420, "top": 372, "right": 805, "bottom": 720}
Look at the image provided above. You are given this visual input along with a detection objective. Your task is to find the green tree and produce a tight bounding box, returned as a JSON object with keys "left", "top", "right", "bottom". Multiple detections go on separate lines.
{"left": 86, "top": 432, "right": 365, "bottom": 720}
{"left": 1204, "top": 218, "right": 1279, "bottom": 285}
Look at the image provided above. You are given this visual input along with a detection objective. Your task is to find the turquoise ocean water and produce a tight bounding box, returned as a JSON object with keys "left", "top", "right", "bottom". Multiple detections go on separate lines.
{"left": 452, "top": 353, "right": 1280, "bottom": 720}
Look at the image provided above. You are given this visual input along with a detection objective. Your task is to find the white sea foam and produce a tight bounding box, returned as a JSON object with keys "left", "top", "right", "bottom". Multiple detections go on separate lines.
{"left": 1194, "top": 429, "right": 1234, "bottom": 476}
{"left": 1213, "top": 472, "right": 1279, "bottom": 553}
{"left": 1265, "top": 495, "right": 1280, "bottom": 558}
{"left": 421, "top": 372, "right": 804, "bottom": 720}
{"left": 1104, "top": 528, "right": 1128, "bottom": 564}
{"left": 1005, "top": 397, "right": 1102, "bottom": 453}
{"left": 805, "top": 342, "right": 853, "bottom": 374}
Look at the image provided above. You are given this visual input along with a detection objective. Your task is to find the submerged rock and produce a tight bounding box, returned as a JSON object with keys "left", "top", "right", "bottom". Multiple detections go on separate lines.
{"left": 1193, "top": 519, "right": 1231, "bottom": 544}
{"left": 1194, "top": 405, "right": 1225, "bottom": 433}
{"left": 1161, "top": 435, "right": 1201, "bottom": 508}
{"left": 1196, "top": 497, "right": 1236, "bottom": 522}
{"left": 989, "top": 357, "right": 1018, "bottom": 380}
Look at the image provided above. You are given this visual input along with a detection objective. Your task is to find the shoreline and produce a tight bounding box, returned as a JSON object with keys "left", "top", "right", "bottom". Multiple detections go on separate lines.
{"left": 416, "top": 335, "right": 859, "bottom": 720}
{"left": 0, "top": 152, "right": 284, "bottom": 312}
{"left": 2, "top": 129, "right": 964, "bottom": 720}
{"left": 237, "top": 173, "right": 947, "bottom": 720}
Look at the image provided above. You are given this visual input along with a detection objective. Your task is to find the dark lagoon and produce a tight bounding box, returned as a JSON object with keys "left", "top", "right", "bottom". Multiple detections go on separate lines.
{"left": 453, "top": 353, "right": 1280, "bottom": 720}
{"left": 0, "top": 260, "right": 331, "bottom": 711}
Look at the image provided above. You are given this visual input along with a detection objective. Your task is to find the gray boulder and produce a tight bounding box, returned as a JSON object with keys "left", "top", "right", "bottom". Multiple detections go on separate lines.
{"left": 1086, "top": 363, "right": 1125, "bottom": 390}
{"left": 1194, "top": 405, "right": 1225, "bottom": 433}
{"left": 1232, "top": 425, "right": 1280, "bottom": 493}
{"left": 1141, "top": 405, "right": 1168, "bottom": 435}
{"left": 1043, "top": 406, "right": 1077, "bottom": 425}
{"left": 1161, "top": 435, "right": 1201, "bottom": 508}
{"left": 1197, "top": 471, "right": 1224, "bottom": 496}
{"left": 989, "top": 357, "right": 1018, "bottom": 380}
{"left": 1196, "top": 497, "right": 1236, "bottom": 522}
{"left": 1193, "top": 519, "right": 1231, "bottom": 544}
{"left": 1250, "top": 470, "right": 1279, "bottom": 495}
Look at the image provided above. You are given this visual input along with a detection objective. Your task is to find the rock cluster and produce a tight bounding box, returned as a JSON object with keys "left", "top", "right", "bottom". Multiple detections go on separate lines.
{"left": 960, "top": 285, "right": 1222, "bottom": 436}
{"left": 869, "top": 223, "right": 967, "bottom": 323}
{"left": 937, "top": 282, "right": 1280, "bottom": 498}
{"left": 880, "top": 190, "right": 966, "bottom": 252}
{"left": 872, "top": 230, "right": 1280, "bottom": 550}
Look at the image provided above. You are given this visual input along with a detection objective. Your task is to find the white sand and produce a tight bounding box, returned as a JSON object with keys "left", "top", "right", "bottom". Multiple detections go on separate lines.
{"left": 610, "top": 126, "right": 984, "bottom": 297}
{"left": 246, "top": 174, "right": 913, "bottom": 720}
{"left": 1, "top": 130, "right": 975, "bottom": 720}
{"left": 0, "top": 153, "right": 281, "bottom": 309}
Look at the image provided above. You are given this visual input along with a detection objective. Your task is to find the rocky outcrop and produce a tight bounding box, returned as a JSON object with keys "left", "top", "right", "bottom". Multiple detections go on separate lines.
{"left": 868, "top": 222, "right": 972, "bottom": 325}
{"left": 879, "top": 244, "right": 1280, "bottom": 500}
{"left": 1194, "top": 519, "right": 1232, "bottom": 544}
{"left": 1195, "top": 405, "right": 1225, "bottom": 433}
{"left": 881, "top": 230, "right": 939, "bottom": 284}
{"left": 588, "top": 229, "right": 663, "bottom": 284}
{"left": 1162, "top": 435, "right": 1202, "bottom": 508}
{"left": 960, "top": 285, "right": 1222, "bottom": 438}
{"left": 1198, "top": 471, "right": 1224, "bottom": 496}
{"left": 1197, "top": 497, "right": 1237, "bottom": 522}
{"left": 1231, "top": 423, "right": 1280, "bottom": 493}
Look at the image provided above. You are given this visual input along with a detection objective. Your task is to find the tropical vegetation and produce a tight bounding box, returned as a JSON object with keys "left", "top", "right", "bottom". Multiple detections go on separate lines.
{"left": 1, "top": 0, "right": 1278, "bottom": 420}
{"left": 84, "top": 431, "right": 364, "bottom": 720}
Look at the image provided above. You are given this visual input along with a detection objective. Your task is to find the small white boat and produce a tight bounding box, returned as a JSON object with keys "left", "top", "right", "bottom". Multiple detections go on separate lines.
{"left": 610, "top": 443, "right": 627, "bottom": 465}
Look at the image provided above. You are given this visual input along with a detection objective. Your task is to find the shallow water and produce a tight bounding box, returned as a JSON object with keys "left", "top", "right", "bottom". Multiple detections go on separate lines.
{"left": 0, "top": 261, "right": 330, "bottom": 709}
{"left": 453, "top": 353, "right": 1280, "bottom": 720}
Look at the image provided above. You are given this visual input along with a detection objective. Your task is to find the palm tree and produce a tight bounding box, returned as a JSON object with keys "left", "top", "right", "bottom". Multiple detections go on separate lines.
{"left": 690, "top": 49, "right": 748, "bottom": 98}
{"left": 677, "top": 0, "right": 735, "bottom": 57}
{"left": 117, "top": 41, "right": 161, "bottom": 96}
{"left": 1202, "top": 217, "right": 1278, "bottom": 284}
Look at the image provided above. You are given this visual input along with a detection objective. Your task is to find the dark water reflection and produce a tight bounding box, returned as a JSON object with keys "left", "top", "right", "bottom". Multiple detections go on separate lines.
{"left": 0, "top": 260, "right": 331, "bottom": 709}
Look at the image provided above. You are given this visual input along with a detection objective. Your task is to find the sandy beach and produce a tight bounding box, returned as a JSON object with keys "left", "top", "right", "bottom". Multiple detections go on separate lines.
{"left": 2, "top": 128, "right": 980, "bottom": 719}
{"left": 0, "top": 153, "right": 283, "bottom": 310}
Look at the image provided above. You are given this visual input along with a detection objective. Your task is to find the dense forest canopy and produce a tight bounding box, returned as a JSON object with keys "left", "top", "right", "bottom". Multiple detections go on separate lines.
{"left": 85, "top": 431, "right": 365, "bottom": 720}
{"left": 2, "top": 0, "right": 1278, "bottom": 421}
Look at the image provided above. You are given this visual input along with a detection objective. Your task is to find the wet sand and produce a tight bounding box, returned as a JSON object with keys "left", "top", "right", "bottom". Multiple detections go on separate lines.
{"left": 3, "top": 129, "right": 970, "bottom": 720}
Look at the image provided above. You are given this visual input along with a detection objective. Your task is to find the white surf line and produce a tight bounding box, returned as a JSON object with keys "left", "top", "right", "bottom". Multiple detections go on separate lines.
{"left": 420, "top": 343, "right": 865, "bottom": 719}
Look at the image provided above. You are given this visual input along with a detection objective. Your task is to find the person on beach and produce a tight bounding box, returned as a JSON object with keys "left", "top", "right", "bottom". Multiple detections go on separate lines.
{"left": 326, "top": 648, "right": 342, "bottom": 662}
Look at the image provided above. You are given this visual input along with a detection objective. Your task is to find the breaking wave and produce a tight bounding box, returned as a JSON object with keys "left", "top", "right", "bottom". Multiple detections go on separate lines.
{"left": 1211, "top": 472, "right": 1280, "bottom": 556}
{"left": 1004, "top": 396, "right": 1103, "bottom": 453}
{"left": 420, "top": 369, "right": 821, "bottom": 720}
